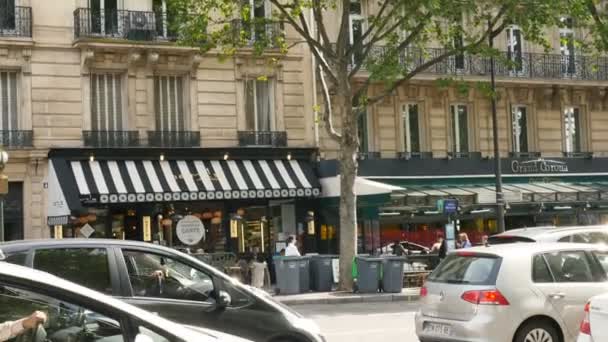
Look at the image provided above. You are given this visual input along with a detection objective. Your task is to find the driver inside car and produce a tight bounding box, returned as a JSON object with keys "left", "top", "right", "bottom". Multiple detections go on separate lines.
{"left": 0, "top": 311, "right": 47, "bottom": 342}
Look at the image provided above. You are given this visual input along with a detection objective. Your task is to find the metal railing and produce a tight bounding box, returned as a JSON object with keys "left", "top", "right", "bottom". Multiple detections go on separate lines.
{"left": 358, "top": 152, "right": 381, "bottom": 160}
{"left": 359, "top": 46, "right": 608, "bottom": 81}
{"left": 147, "top": 131, "right": 200, "bottom": 147}
{"left": 563, "top": 151, "right": 593, "bottom": 158}
{"left": 0, "top": 130, "right": 32, "bottom": 148}
{"left": 231, "top": 19, "right": 283, "bottom": 47}
{"left": 448, "top": 151, "right": 482, "bottom": 159}
{"left": 0, "top": 7, "right": 31, "bottom": 38}
{"left": 509, "top": 152, "right": 541, "bottom": 158}
{"left": 397, "top": 152, "right": 433, "bottom": 160}
{"left": 74, "top": 8, "right": 175, "bottom": 41}
{"left": 237, "top": 131, "right": 287, "bottom": 147}
{"left": 83, "top": 131, "right": 140, "bottom": 148}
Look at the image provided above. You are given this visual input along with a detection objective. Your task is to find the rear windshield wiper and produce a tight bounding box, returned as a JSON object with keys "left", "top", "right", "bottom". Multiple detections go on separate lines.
{"left": 445, "top": 279, "right": 471, "bottom": 284}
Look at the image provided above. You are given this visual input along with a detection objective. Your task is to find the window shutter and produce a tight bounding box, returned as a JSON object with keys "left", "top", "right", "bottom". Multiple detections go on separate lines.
{"left": 0, "top": 71, "right": 18, "bottom": 131}
{"left": 90, "top": 73, "right": 123, "bottom": 131}
{"left": 154, "top": 75, "right": 185, "bottom": 131}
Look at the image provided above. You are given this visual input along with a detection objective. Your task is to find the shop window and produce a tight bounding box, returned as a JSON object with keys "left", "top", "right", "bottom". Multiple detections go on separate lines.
{"left": 91, "top": 73, "right": 125, "bottom": 131}
{"left": 122, "top": 250, "right": 215, "bottom": 302}
{"left": 245, "top": 79, "right": 274, "bottom": 131}
{"left": 33, "top": 248, "right": 112, "bottom": 294}
{"left": 402, "top": 103, "right": 421, "bottom": 153}
{"left": 563, "top": 106, "right": 582, "bottom": 153}
{"left": 450, "top": 104, "right": 469, "bottom": 153}
{"left": 0, "top": 70, "right": 18, "bottom": 131}
{"left": 511, "top": 105, "right": 528, "bottom": 153}
{"left": 154, "top": 75, "right": 186, "bottom": 131}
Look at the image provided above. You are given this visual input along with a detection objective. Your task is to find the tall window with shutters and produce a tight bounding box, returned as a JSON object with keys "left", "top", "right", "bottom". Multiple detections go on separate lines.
{"left": 90, "top": 73, "right": 124, "bottom": 131}
{"left": 154, "top": 75, "right": 186, "bottom": 131}
{"left": 245, "top": 79, "right": 273, "bottom": 132}
{"left": 0, "top": 70, "right": 18, "bottom": 131}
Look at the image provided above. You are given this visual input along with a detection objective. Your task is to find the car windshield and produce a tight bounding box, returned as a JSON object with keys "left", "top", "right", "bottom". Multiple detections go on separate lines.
{"left": 427, "top": 253, "right": 502, "bottom": 285}
{"left": 487, "top": 235, "right": 535, "bottom": 245}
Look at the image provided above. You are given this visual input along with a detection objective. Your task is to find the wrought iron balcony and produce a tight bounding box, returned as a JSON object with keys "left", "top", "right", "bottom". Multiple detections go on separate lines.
{"left": 358, "top": 152, "right": 381, "bottom": 160}
{"left": 563, "top": 151, "right": 593, "bottom": 158}
{"left": 0, "top": 130, "right": 32, "bottom": 148}
{"left": 0, "top": 7, "right": 31, "bottom": 38}
{"left": 74, "top": 8, "right": 175, "bottom": 41}
{"left": 83, "top": 131, "right": 140, "bottom": 148}
{"left": 397, "top": 152, "right": 433, "bottom": 160}
{"left": 358, "top": 46, "right": 608, "bottom": 81}
{"left": 509, "top": 152, "right": 541, "bottom": 158}
{"left": 448, "top": 151, "right": 482, "bottom": 159}
{"left": 231, "top": 19, "right": 284, "bottom": 48}
{"left": 238, "top": 131, "right": 287, "bottom": 147}
{"left": 148, "top": 131, "right": 200, "bottom": 147}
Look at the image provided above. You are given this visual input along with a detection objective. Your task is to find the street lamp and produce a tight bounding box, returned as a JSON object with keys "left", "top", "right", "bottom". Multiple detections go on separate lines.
{"left": 0, "top": 149, "right": 9, "bottom": 242}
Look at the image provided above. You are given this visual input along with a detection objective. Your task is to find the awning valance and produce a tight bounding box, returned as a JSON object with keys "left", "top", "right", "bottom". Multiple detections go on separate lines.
{"left": 319, "top": 176, "right": 403, "bottom": 198}
{"left": 49, "top": 158, "right": 321, "bottom": 207}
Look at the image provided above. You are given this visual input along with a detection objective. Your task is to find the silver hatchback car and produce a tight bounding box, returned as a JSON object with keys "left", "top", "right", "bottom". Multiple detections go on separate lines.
{"left": 415, "top": 243, "right": 608, "bottom": 342}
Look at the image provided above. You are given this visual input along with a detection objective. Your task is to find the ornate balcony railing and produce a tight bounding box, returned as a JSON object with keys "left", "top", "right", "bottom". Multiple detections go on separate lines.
{"left": 448, "top": 151, "right": 482, "bottom": 159}
{"left": 0, "top": 130, "right": 32, "bottom": 148}
{"left": 509, "top": 152, "right": 541, "bottom": 158}
{"left": 231, "top": 19, "right": 283, "bottom": 47}
{"left": 148, "top": 131, "right": 200, "bottom": 147}
{"left": 358, "top": 152, "right": 381, "bottom": 160}
{"left": 74, "top": 8, "right": 175, "bottom": 41}
{"left": 397, "top": 152, "right": 433, "bottom": 160}
{"left": 358, "top": 46, "right": 608, "bottom": 81}
{"left": 83, "top": 131, "right": 140, "bottom": 148}
{"left": 0, "top": 7, "right": 32, "bottom": 38}
{"left": 238, "top": 131, "right": 287, "bottom": 147}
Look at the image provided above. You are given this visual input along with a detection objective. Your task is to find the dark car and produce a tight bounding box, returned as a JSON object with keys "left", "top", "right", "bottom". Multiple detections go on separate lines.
{"left": 0, "top": 239, "right": 324, "bottom": 342}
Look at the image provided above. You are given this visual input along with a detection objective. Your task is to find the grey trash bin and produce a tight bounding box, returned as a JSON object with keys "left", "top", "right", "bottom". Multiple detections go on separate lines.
{"left": 382, "top": 256, "right": 406, "bottom": 293}
{"left": 298, "top": 256, "right": 311, "bottom": 293}
{"left": 274, "top": 256, "right": 302, "bottom": 295}
{"left": 355, "top": 256, "right": 383, "bottom": 293}
{"left": 310, "top": 255, "right": 337, "bottom": 292}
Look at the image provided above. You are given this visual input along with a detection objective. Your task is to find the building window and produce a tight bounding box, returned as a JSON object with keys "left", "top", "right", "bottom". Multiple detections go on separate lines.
{"left": 91, "top": 73, "right": 124, "bottom": 131}
{"left": 0, "top": 0, "right": 15, "bottom": 30}
{"left": 453, "top": 34, "right": 465, "bottom": 71}
{"left": 450, "top": 104, "right": 469, "bottom": 153}
{"left": 560, "top": 17, "right": 576, "bottom": 75}
{"left": 153, "top": 0, "right": 175, "bottom": 39}
{"left": 90, "top": 0, "right": 119, "bottom": 36}
{"left": 564, "top": 106, "right": 582, "bottom": 153}
{"left": 245, "top": 79, "right": 273, "bottom": 131}
{"left": 506, "top": 26, "right": 523, "bottom": 73}
{"left": 0, "top": 70, "right": 18, "bottom": 131}
{"left": 154, "top": 75, "right": 185, "bottom": 131}
{"left": 349, "top": 0, "right": 364, "bottom": 64}
{"left": 357, "top": 109, "right": 371, "bottom": 153}
{"left": 511, "top": 105, "right": 528, "bottom": 153}
{"left": 402, "top": 103, "right": 420, "bottom": 153}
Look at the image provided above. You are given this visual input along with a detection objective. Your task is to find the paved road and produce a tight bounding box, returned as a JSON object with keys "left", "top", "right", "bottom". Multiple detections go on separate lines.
{"left": 292, "top": 301, "right": 419, "bottom": 342}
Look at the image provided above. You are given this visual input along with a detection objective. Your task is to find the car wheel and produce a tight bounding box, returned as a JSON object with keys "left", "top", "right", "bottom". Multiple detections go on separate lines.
{"left": 514, "top": 320, "right": 560, "bottom": 342}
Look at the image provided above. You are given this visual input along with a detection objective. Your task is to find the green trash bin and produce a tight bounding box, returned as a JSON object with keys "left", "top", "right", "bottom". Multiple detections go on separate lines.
{"left": 355, "top": 256, "right": 383, "bottom": 293}
{"left": 382, "top": 256, "right": 406, "bottom": 293}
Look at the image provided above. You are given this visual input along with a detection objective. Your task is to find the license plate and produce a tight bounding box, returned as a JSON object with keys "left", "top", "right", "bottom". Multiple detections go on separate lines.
{"left": 424, "top": 322, "right": 452, "bottom": 336}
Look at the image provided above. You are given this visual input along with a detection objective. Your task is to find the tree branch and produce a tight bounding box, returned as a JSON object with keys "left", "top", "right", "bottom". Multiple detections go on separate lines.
{"left": 346, "top": 0, "right": 392, "bottom": 57}
{"left": 318, "top": 64, "right": 342, "bottom": 142}
{"left": 335, "top": 0, "right": 351, "bottom": 63}
{"left": 312, "top": 0, "right": 331, "bottom": 50}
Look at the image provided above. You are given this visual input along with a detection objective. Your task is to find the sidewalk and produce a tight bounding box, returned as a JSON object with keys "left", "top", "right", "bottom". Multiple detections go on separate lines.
{"left": 274, "top": 287, "right": 421, "bottom": 306}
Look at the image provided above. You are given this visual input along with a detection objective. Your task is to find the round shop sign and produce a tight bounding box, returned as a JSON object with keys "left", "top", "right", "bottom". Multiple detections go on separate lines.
{"left": 176, "top": 215, "right": 205, "bottom": 245}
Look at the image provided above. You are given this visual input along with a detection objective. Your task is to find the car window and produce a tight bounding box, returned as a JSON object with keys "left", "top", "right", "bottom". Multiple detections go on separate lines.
{"left": 592, "top": 251, "right": 608, "bottom": 274}
{"left": 589, "top": 232, "right": 608, "bottom": 245}
{"left": 557, "top": 235, "right": 572, "bottom": 243}
{"left": 3, "top": 251, "right": 27, "bottom": 266}
{"left": 487, "top": 236, "right": 535, "bottom": 244}
{"left": 572, "top": 234, "right": 591, "bottom": 243}
{"left": 0, "top": 283, "right": 126, "bottom": 342}
{"left": 33, "top": 248, "right": 112, "bottom": 294}
{"left": 218, "top": 278, "right": 252, "bottom": 308}
{"left": 427, "top": 253, "right": 501, "bottom": 285}
{"left": 543, "top": 251, "right": 594, "bottom": 282}
{"left": 123, "top": 250, "right": 215, "bottom": 303}
{"left": 532, "top": 254, "right": 553, "bottom": 283}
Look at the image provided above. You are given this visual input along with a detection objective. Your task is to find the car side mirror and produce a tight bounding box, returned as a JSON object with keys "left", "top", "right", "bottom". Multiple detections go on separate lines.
{"left": 217, "top": 290, "right": 231, "bottom": 308}
{"left": 135, "top": 334, "right": 155, "bottom": 342}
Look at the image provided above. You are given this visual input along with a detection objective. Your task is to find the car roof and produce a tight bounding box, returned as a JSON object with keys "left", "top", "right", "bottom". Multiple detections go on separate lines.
{"left": 0, "top": 238, "right": 177, "bottom": 250}
{"left": 491, "top": 225, "right": 608, "bottom": 239}
{"left": 450, "top": 242, "right": 605, "bottom": 257}
{"left": 0, "top": 262, "right": 221, "bottom": 341}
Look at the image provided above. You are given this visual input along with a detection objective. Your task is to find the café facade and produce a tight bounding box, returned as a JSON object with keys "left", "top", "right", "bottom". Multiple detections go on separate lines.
{"left": 47, "top": 148, "right": 321, "bottom": 255}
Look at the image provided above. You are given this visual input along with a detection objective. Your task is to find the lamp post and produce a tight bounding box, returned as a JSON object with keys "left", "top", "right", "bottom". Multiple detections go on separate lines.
{"left": 489, "top": 22, "right": 506, "bottom": 233}
{"left": 0, "top": 149, "right": 9, "bottom": 242}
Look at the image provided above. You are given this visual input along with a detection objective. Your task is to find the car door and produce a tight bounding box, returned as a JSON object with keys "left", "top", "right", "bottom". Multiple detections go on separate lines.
{"left": 115, "top": 248, "right": 220, "bottom": 328}
{"left": 533, "top": 250, "right": 608, "bottom": 339}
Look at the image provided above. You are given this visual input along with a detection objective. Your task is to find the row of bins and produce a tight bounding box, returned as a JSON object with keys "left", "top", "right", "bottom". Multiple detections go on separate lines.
{"left": 274, "top": 255, "right": 406, "bottom": 294}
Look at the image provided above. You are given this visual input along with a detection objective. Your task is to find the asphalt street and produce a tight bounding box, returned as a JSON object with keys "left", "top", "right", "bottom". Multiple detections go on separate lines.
{"left": 292, "top": 301, "right": 420, "bottom": 342}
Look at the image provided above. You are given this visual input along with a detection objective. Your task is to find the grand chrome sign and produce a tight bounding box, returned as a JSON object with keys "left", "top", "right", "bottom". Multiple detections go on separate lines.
{"left": 511, "top": 159, "right": 569, "bottom": 174}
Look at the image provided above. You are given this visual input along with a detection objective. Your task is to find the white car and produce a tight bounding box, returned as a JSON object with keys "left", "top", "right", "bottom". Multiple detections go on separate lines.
{"left": 577, "top": 293, "right": 608, "bottom": 342}
{"left": 0, "top": 261, "right": 252, "bottom": 342}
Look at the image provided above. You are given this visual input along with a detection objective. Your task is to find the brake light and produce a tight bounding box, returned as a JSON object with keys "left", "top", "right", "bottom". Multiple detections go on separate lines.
{"left": 420, "top": 286, "right": 428, "bottom": 297}
{"left": 580, "top": 302, "right": 591, "bottom": 335}
{"left": 456, "top": 251, "right": 477, "bottom": 257}
{"left": 461, "top": 290, "right": 509, "bottom": 305}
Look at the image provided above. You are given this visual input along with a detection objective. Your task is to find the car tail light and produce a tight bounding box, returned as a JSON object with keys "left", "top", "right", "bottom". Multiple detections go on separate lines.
{"left": 580, "top": 302, "right": 591, "bottom": 335}
{"left": 420, "top": 286, "right": 428, "bottom": 297}
{"left": 461, "top": 289, "right": 509, "bottom": 305}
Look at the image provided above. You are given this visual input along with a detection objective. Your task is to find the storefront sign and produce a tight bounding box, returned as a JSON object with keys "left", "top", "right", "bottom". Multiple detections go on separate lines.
{"left": 511, "top": 159, "right": 569, "bottom": 174}
{"left": 230, "top": 220, "right": 239, "bottom": 238}
{"left": 176, "top": 215, "right": 205, "bottom": 245}
{"left": 80, "top": 224, "right": 94, "bottom": 238}
{"left": 54, "top": 225, "right": 63, "bottom": 239}
{"left": 443, "top": 199, "right": 459, "bottom": 214}
{"left": 142, "top": 216, "right": 152, "bottom": 242}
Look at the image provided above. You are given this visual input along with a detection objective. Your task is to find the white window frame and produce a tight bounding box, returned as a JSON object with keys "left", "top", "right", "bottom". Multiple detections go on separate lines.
{"left": 506, "top": 25, "right": 525, "bottom": 75}
{"left": 401, "top": 103, "right": 420, "bottom": 153}
{"left": 245, "top": 78, "right": 275, "bottom": 131}
{"left": 450, "top": 104, "right": 469, "bottom": 154}
{"left": 511, "top": 105, "right": 528, "bottom": 153}
{"left": 559, "top": 17, "right": 576, "bottom": 77}
{"left": 89, "top": 0, "right": 124, "bottom": 36}
{"left": 563, "top": 106, "right": 582, "bottom": 153}
{"left": 154, "top": 75, "right": 187, "bottom": 132}
{"left": 348, "top": 0, "right": 365, "bottom": 65}
{"left": 0, "top": 70, "right": 19, "bottom": 131}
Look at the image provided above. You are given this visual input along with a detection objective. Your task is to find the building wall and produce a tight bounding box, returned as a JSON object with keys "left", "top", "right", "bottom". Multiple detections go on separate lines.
{"left": 0, "top": 0, "right": 316, "bottom": 239}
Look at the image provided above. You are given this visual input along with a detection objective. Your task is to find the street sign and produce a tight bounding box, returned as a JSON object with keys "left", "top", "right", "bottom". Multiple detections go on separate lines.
{"left": 176, "top": 215, "right": 205, "bottom": 245}
{"left": 443, "top": 199, "right": 459, "bottom": 214}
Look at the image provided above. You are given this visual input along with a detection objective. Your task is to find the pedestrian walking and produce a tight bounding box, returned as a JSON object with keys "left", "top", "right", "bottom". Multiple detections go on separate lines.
{"left": 285, "top": 236, "right": 301, "bottom": 256}
{"left": 460, "top": 233, "right": 472, "bottom": 248}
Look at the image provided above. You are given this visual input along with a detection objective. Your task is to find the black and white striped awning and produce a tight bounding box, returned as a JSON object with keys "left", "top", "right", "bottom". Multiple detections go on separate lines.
{"left": 51, "top": 158, "right": 321, "bottom": 206}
